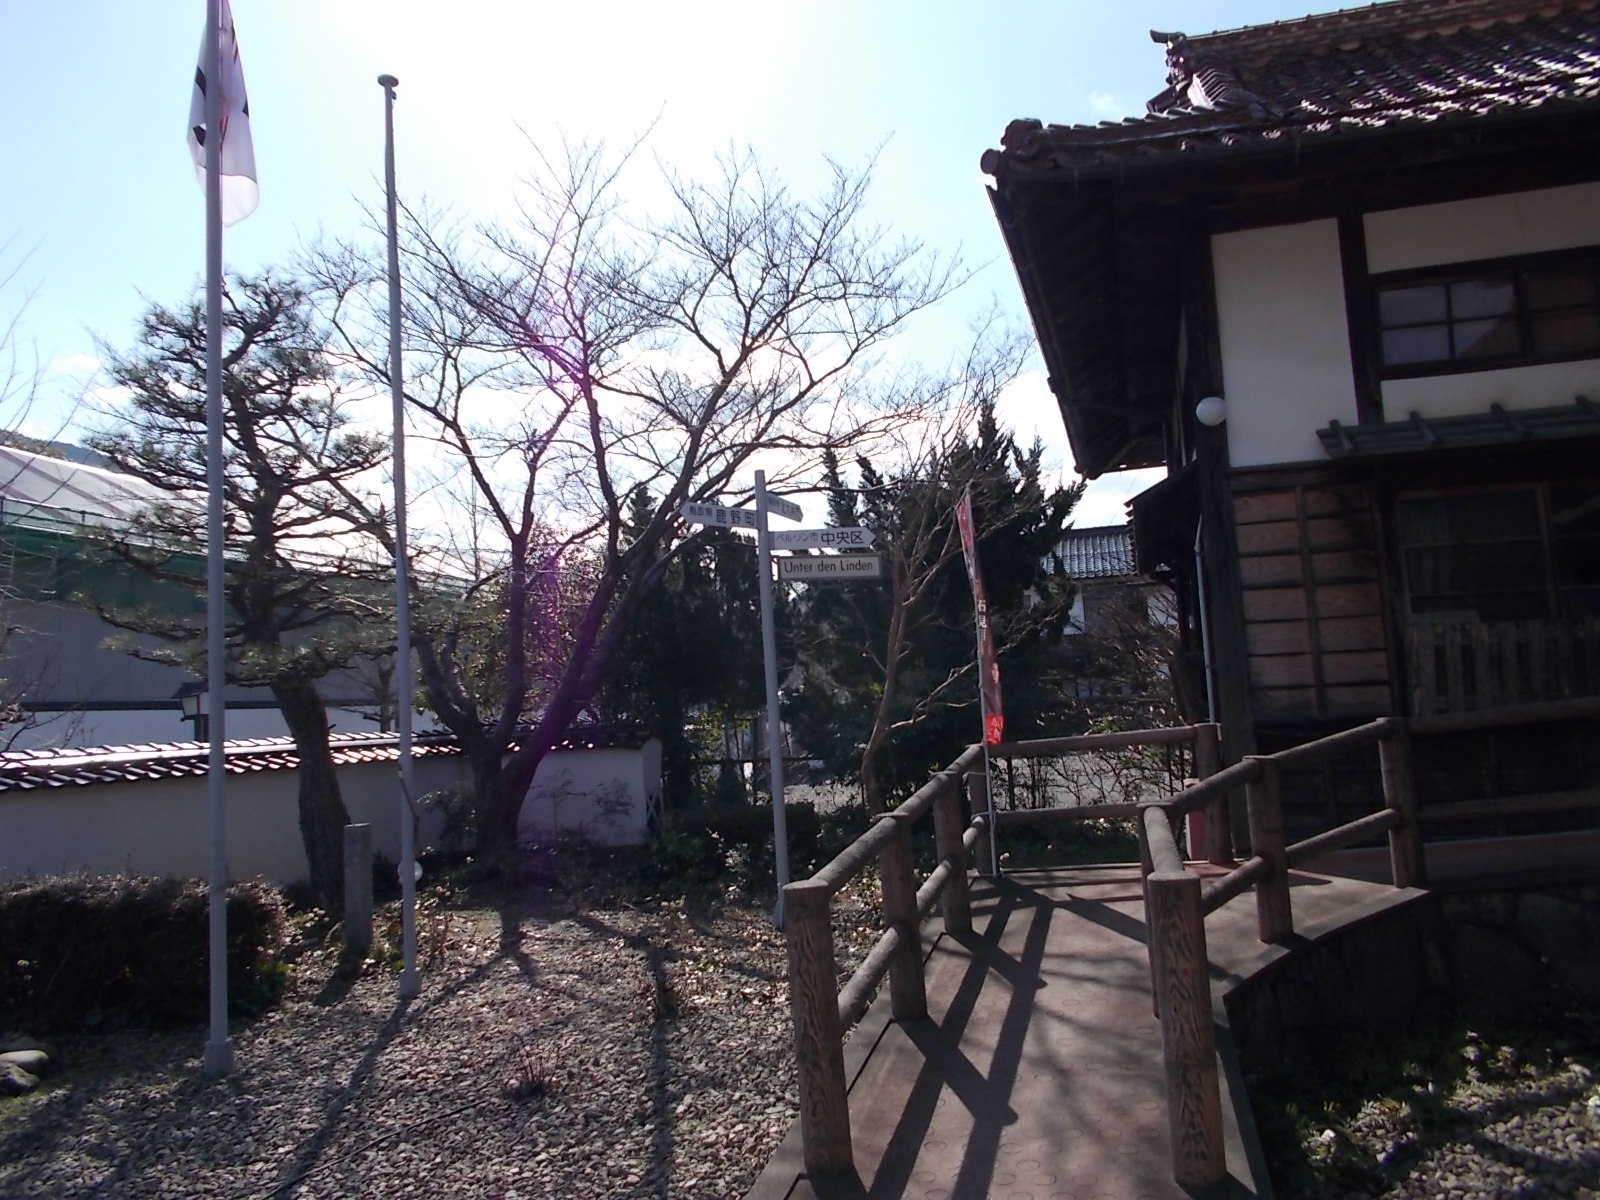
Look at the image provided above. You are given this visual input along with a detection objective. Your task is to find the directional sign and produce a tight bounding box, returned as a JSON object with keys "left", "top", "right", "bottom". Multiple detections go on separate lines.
{"left": 679, "top": 501, "right": 758, "bottom": 530}
{"left": 778, "top": 554, "right": 884, "bottom": 582}
{"left": 765, "top": 494, "right": 804, "bottom": 522}
{"left": 771, "top": 527, "right": 876, "bottom": 550}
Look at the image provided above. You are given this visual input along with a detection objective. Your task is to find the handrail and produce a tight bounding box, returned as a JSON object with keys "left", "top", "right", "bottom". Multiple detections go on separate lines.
{"left": 782, "top": 699, "right": 1600, "bottom": 1189}
{"left": 780, "top": 725, "right": 1213, "bottom": 1178}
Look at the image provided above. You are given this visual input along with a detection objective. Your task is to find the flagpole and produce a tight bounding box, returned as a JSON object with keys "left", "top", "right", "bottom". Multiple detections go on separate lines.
{"left": 201, "top": 0, "right": 233, "bottom": 1079}
{"left": 380, "top": 73, "right": 420, "bottom": 1000}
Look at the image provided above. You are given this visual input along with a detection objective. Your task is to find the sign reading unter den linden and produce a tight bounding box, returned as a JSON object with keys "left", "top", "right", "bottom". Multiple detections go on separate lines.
{"left": 777, "top": 554, "right": 884, "bottom": 582}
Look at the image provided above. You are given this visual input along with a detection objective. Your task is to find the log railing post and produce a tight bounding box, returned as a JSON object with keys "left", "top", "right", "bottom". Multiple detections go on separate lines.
{"left": 1244, "top": 756, "right": 1294, "bottom": 943}
{"left": 967, "top": 769, "right": 995, "bottom": 877}
{"left": 1138, "top": 807, "right": 1161, "bottom": 1017}
{"left": 875, "top": 809, "right": 928, "bottom": 1021}
{"left": 1194, "top": 722, "right": 1231, "bottom": 866}
{"left": 931, "top": 774, "right": 972, "bottom": 934}
{"left": 783, "top": 878, "right": 853, "bottom": 1176}
{"left": 1379, "top": 720, "right": 1427, "bottom": 888}
{"left": 1146, "top": 865, "right": 1227, "bottom": 1189}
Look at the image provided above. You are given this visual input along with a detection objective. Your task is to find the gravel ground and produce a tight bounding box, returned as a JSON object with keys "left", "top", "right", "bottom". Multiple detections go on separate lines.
{"left": 1257, "top": 1019, "right": 1600, "bottom": 1199}
{"left": 4, "top": 882, "right": 1595, "bottom": 1200}
{"left": 0, "top": 884, "right": 881, "bottom": 1200}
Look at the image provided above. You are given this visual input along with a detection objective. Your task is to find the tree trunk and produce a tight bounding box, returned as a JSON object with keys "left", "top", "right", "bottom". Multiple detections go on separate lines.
{"left": 271, "top": 676, "right": 352, "bottom": 909}
{"left": 473, "top": 753, "right": 521, "bottom": 861}
{"left": 860, "top": 595, "right": 909, "bottom": 815}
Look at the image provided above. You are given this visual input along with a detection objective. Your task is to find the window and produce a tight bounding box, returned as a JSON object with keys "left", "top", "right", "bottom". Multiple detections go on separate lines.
{"left": 1397, "top": 482, "right": 1600, "bottom": 622}
{"left": 1374, "top": 248, "right": 1600, "bottom": 377}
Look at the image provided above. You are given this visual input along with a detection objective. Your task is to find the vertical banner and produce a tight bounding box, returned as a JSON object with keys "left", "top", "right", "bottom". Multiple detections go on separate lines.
{"left": 955, "top": 489, "right": 1004, "bottom": 746}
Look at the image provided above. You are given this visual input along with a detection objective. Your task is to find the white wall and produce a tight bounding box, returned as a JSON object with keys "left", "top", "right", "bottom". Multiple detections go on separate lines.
{"left": 0, "top": 739, "right": 665, "bottom": 883}
{"left": 0, "top": 754, "right": 467, "bottom": 885}
{"left": 1364, "top": 181, "right": 1600, "bottom": 273}
{"left": 519, "top": 739, "right": 664, "bottom": 847}
{"left": 1212, "top": 219, "right": 1362, "bottom": 466}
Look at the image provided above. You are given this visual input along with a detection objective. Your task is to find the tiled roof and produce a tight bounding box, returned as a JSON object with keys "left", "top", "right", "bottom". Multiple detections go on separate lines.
{"left": 0, "top": 723, "right": 656, "bottom": 792}
{"left": 984, "top": 0, "right": 1600, "bottom": 176}
{"left": 1058, "top": 526, "right": 1136, "bottom": 580}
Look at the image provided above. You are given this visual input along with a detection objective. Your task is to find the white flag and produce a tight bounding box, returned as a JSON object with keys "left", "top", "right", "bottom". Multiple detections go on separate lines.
{"left": 188, "top": 0, "right": 258, "bottom": 225}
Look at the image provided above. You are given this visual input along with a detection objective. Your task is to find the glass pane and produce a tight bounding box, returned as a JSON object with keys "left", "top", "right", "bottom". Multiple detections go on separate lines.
{"left": 1383, "top": 324, "right": 1450, "bottom": 365}
{"left": 1453, "top": 316, "right": 1521, "bottom": 358}
{"left": 1531, "top": 308, "right": 1600, "bottom": 354}
{"left": 1400, "top": 492, "right": 1539, "bottom": 544}
{"left": 1449, "top": 276, "right": 1515, "bottom": 318}
{"left": 1525, "top": 268, "right": 1596, "bottom": 310}
{"left": 1378, "top": 284, "right": 1446, "bottom": 326}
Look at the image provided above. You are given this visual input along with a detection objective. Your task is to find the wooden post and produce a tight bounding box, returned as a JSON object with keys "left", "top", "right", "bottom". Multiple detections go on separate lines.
{"left": 1194, "top": 722, "right": 1232, "bottom": 866}
{"left": 1147, "top": 866, "right": 1227, "bottom": 1189}
{"left": 967, "top": 769, "right": 994, "bottom": 877}
{"left": 1244, "top": 757, "right": 1293, "bottom": 943}
{"left": 343, "top": 823, "right": 372, "bottom": 956}
{"left": 1379, "top": 721, "right": 1427, "bottom": 888}
{"left": 1138, "top": 809, "right": 1161, "bottom": 1018}
{"left": 875, "top": 810, "right": 928, "bottom": 1021}
{"left": 784, "top": 878, "right": 853, "bottom": 1176}
{"left": 931, "top": 774, "right": 971, "bottom": 934}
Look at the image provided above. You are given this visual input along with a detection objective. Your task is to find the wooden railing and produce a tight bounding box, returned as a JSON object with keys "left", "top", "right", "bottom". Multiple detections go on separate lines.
{"left": 781, "top": 702, "right": 1600, "bottom": 1185}
{"left": 781, "top": 725, "right": 1218, "bottom": 1177}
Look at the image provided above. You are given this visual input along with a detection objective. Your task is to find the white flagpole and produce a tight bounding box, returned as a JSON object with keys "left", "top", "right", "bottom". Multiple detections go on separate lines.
{"left": 754, "top": 471, "right": 790, "bottom": 928}
{"left": 201, "top": 0, "right": 233, "bottom": 1079}
{"left": 380, "top": 74, "right": 420, "bottom": 1000}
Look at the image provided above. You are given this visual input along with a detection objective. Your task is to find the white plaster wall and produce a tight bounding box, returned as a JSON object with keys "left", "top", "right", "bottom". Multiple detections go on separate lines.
{"left": 0, "top": 755, "right": 467, "bottom": 884}
{"left": 1212, "top": 220, "right": 1361, "bottom": 466}
{"left": 519, "top": 739, "right": 664, "bottom": 847}
{"left": 1383, "top": 360, "right": 1600, "bottom": 421}
{"left": 1364, "top": 182, "right": 1600, "bottom": 273}
{"left": 0, "top": 740, "right": 665, "bottom": 883}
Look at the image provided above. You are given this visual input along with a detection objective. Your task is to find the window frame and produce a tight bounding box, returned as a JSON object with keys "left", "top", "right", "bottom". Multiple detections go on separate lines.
{"left": 1395, "top": 480, "right": 1600, "bottom": 624}
{"left": 1371, "top": 244, "right": 1600, "bottom": 381}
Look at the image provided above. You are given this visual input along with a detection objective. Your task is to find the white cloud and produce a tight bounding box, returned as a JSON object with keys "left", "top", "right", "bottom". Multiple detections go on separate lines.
{"left": 1088, "top": 90, "right": 1125, "bottom": 119}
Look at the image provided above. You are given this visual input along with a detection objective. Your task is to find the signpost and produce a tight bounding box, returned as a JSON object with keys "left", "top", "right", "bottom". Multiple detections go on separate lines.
{"left": 778, "top": 553, "right": 884, "bottom": 582}
{"left": 679, "top": 500, "right": 759, "bottom": 530}
{"left": 771, "top": 527, "right": 875, "bottom": 550}
{"left": 677, "top": 483, "right": 881, "bottom": 928}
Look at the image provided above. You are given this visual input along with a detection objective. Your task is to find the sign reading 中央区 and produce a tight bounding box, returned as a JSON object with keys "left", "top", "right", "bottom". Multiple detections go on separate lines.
{"left": 679, "top": 501, "right": 758, "bottom": 530}
{"left": 770, "top": 527, "right": 876, "bottom": 550}
{"left": 777, "top": 554, "right": 884, "bottom": 582}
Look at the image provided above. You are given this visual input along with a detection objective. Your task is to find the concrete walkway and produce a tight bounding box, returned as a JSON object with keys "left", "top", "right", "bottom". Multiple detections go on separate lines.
{"left": 747, "top": 863, "right": 1418, "bottom": 1200}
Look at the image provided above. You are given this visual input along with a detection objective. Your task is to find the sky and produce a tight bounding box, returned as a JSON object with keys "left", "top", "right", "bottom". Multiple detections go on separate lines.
{"left": 0, "top": 0, "right": 1341, "bottom": 527}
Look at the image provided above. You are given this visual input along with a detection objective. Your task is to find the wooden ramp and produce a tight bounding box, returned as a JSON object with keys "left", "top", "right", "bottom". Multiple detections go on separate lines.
{"left": 747, "top": 864, "right": 1420, "bottom": 1200}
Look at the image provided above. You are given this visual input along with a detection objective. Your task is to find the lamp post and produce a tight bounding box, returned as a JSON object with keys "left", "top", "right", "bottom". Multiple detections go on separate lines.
{"left": 175, "top": 681, "right": 210, "bottom": 742}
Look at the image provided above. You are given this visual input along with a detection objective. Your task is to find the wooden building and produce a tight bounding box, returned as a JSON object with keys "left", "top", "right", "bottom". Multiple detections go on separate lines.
{"left": 983, "top": 0, "right": 1600, "bottom": 840}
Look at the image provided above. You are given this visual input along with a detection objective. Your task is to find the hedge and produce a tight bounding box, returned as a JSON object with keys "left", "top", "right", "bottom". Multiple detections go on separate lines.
{"left": 0, "top": 875, "right": 287, "bottom": 1031}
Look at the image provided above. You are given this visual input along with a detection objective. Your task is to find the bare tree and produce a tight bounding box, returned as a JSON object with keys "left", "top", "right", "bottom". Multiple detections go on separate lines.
{"left": 312, "top": 140, "right": 957, "bottom": 859}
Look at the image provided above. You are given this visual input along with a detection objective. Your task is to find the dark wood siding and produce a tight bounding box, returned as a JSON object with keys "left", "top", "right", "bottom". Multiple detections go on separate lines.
{"left": 1232, "top": 479, "right": 1396, "bottom": 721}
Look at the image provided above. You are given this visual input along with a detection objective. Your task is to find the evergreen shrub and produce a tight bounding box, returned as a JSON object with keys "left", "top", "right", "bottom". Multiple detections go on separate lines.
{"left": 0, "top": 875, "right": 287, "bottom": 1031}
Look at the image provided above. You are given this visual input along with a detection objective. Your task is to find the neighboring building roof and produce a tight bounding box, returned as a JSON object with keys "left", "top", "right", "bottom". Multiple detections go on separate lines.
{"left": 1059, "top": 526, "right": 1136, "bottom": 580}
{"left": 0, "top": 723, "right": 659, "bottom": 792}
{"left": 0, "top": 444, "right": 162, "bottom": 530}
{"left": 984, "top": 0, "right": 1600, "bottom": 178}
